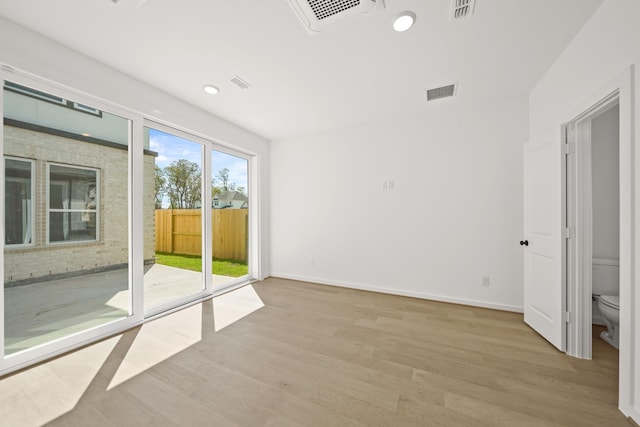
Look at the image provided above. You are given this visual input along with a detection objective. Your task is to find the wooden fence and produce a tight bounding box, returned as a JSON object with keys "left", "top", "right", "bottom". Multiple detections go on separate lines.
{"left": 155, "top": 209, "right": 248, "bottom": 262}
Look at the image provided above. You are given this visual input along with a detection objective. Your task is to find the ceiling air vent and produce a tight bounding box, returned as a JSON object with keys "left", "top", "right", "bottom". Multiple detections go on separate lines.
{"left": 287, "top": 0, "right": 384, "bottom": 35}
{"left": 450, "top": 0, "right": 476, "bottom": 22}
{"left": 426, "top": 83, "right": 457, "bottom": 101}
{"left": 230, "top": 75, "right": 251, "bottom": 90}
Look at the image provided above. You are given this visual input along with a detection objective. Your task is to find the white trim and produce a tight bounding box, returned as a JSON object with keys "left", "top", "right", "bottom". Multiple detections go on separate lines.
{"left": 142, "top": 277, "right": 256, "bottom": 322}
{"left": 631, "top": 63, "right": 640, "bottom": 421}
{"left": 270, "top": 273, "right": 524, "bottom": 313}
{"left": 0, "top": 312, "right": 141, "bottom": 377}
{"left": 561, "top": 65, "right": 635, "bottom": 417}
{"left": 130, "top": 114, "right": 144, "bottom": 319}
{"left": 144, "top": 288, "right": 210, "bottom": 319}
{"left": 2, "top": 65, "right": 141, "bottom": 122}
{"left": 203, "top": 145, "right": 213, "bottom": 293}
{"left": 144, "top": 117, "right": 259, "bottom": 159}
{"left": 249, "top": 154, "right": 262, "bottom": 279}
{"left": 565, "top": 93, "right": 619, "bottom": 359}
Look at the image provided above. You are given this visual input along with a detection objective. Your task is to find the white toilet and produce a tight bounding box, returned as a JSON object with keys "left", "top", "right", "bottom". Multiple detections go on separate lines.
{"left": 596, "top": 294, "right": 620, "bottom": 349}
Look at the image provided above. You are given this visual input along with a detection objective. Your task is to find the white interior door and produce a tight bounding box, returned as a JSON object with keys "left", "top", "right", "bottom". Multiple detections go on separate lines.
{"left": 523, "top": 130, "right": 566, "bottom": 351}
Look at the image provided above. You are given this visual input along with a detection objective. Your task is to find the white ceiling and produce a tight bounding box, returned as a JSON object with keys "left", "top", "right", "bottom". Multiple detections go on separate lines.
{"left": 0, "top": 0, "right": 603, "bottom": 140}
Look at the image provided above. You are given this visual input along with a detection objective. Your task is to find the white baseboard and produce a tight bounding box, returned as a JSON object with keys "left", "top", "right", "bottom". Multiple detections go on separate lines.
{"left": 269, "top": 272, "right": 524, "bottom": 313}
{"left": 623, "top": 407, "right": 640, "bottom": 426}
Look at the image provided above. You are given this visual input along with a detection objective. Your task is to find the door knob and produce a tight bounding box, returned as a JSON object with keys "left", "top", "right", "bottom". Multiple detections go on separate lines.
{"left": 520, "top": 240, "right": 529, "bottom": 246}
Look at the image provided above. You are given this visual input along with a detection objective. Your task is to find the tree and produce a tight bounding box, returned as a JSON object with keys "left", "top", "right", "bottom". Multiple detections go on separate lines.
{"left": 211, "top": 179, "right": 222, "bottom": 198}
{"left": 212, "top": 167, "right": 243, "bottom": 198}
{"left": 215, "top": 168, "right": 230, "bottom": 192}
{"left": 164, "top": 159, "right": 201, "bottom": 209}
{"left": 154, "top": 165, "right": 166, "bottom": 209}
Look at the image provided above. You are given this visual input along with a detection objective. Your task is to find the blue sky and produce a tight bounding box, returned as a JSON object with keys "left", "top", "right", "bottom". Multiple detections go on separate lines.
{"left": 148, "top": 128, "right": 248, "bottom": 192}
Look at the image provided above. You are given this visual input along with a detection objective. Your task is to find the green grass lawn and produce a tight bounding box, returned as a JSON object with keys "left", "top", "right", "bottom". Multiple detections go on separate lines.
{"left": 155, "top": 252, "right": 248, "bottom": 277}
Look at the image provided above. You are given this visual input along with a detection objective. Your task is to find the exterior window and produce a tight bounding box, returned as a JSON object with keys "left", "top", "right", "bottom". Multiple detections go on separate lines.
{"left": 5, "top": 158, "right": 35, "bottom": 246}
{"left": 48, "top": 164, "right": 99, "bottom": 243}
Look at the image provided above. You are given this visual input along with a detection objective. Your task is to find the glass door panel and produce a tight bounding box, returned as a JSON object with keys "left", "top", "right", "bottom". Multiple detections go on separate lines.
{"left": 143, "top": 127, "right": 205, "bottom": 312}
{"left": 211, "top": 149, "right": 249, "bottom": 290}
{"left": 3, "top": 80, "right": 131, "bottom": 355}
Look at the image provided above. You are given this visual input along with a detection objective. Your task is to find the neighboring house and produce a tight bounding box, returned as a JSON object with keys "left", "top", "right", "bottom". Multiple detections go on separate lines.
{"left": 213, "top": 190, "right": 248, "bottom": 209}
{"left": 3, "top": 82, "right": 157, "bottom": 285}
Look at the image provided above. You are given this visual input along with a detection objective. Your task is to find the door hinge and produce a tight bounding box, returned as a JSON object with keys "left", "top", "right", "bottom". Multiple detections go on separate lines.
{"left": 562, "top": 142, "right": 575, "bottom": 155}
{"left": 562, "top": 311, "right": 571, "bottom": 323}
{"left": 563, "top": 227, "right": 576, "bottom": 239}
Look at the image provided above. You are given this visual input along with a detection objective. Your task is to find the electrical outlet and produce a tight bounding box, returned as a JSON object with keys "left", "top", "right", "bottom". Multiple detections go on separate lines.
{"left": 482, "top": 276, "right": 490, "bottom": 286}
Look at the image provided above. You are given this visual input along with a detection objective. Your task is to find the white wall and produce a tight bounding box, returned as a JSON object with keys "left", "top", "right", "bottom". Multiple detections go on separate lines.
{"left": 530, "top": 1, "right": 640, "bottom": 138}
{"left": 271, "top": 96, "right": 528, "bottom": 312}
{"left": 529, "top": 0, "right": 640, "bottom": 419}
{"left": 0, "top": 17, "right": 271, "bottom": 278}
{"left": 591, "top": 105, "right": 620, "bottom": 261}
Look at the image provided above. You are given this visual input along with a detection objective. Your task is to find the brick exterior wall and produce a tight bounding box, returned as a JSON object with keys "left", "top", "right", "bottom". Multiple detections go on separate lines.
{"left": 4, "top": 125, "right": 156, "bottom": 284}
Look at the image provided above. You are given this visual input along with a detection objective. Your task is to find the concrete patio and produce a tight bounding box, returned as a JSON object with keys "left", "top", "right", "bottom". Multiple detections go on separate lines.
{"left": 4, "top": 264, "right": 240, "bottom": 355}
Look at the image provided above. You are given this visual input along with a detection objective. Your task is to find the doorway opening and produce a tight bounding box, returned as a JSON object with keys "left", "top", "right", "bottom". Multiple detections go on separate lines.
{"left": 565, "top": 92, "right": 620, "bottom": 360}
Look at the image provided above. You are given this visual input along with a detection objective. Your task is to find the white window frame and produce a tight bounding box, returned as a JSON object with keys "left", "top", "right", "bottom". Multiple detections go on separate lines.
{"left": 210, "top": 145, "right": 254, "bottom": 288}
{"left": 142, "top": 122, "right": 209, "bottom": 318}
{"left": 1, "top": 70, "right": 142, "bottom": 375}
{"left": 4, "top": 156, "right": 36, "bottom": 249}
{"left": 0, "top": 65, "right": 260, "bottom": 376}
{"left": 143, "top": 121, "right": 257, "bottom": 316}
{"left": 46, "top": 162, "right": 100, "bottom": 245}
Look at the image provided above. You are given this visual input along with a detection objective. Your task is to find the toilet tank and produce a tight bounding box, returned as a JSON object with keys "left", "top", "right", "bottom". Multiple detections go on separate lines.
{"left": 592, "top": 258, "right": 620, "bottom": 295}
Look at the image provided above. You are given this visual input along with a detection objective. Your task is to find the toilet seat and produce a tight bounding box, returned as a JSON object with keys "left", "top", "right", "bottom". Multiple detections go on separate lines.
{"left": 599, "top": 295, "right": 619, "bottom": 310}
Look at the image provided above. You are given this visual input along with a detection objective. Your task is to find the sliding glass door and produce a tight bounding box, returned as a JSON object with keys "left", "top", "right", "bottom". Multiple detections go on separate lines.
{"left": 142, "top": 128, "right": 253, "bottom": 311}
{"left": 3, "top": 79, "right": 132, "bottom": 357}
{"left": 143, "top": 126, "right": 206, "bottom": 314}
{"left": 0, "top": 71, "right": 257, "bottom": 374}
{"left": 211, "top": 149, "right": 250, "bottom": 290}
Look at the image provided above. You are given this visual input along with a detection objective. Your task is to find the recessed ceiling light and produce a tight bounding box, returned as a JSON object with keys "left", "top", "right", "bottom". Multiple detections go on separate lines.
{"left": 393, "top": 11, "right": 416, "bottom": 32}
{"left": 203, "top": 85, "right": 219, "bottom": 95}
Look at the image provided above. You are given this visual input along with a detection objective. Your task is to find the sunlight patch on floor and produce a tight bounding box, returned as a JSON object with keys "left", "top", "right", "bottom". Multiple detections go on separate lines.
{"left": 212, "top": 285, "right": 265, "bottom": 331}
{"left": 0, "top": 336, "right": 120, "bottom": 426}
{"left": 0, "top": 283, "right": 265, "bottom": 425}
{"left": 108, "top": 304, "right": 203, "bottom": 390}
{"left": 108, "top": 285, "right": 264, "bottom": 388}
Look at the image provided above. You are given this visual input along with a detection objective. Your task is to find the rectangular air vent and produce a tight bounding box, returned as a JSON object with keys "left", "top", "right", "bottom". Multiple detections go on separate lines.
{"left": 450, "top": 0, "right": 476, "bottom": 21}
{"left": 287, "top": 0, "right": 382, "bottom": 34}
{"left": 426, "top": 83, "right": 457, "bottom": 101}
{"left": 230, "top": 75, "right": 251, "bottom": 90}
{"left": 309, "top": 0, "right": 360, "bottom": 20}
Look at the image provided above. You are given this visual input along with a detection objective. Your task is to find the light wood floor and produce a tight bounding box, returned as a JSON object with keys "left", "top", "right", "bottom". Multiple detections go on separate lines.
{"left": 0, "top": 277, "right": 633, "bottom": 426}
